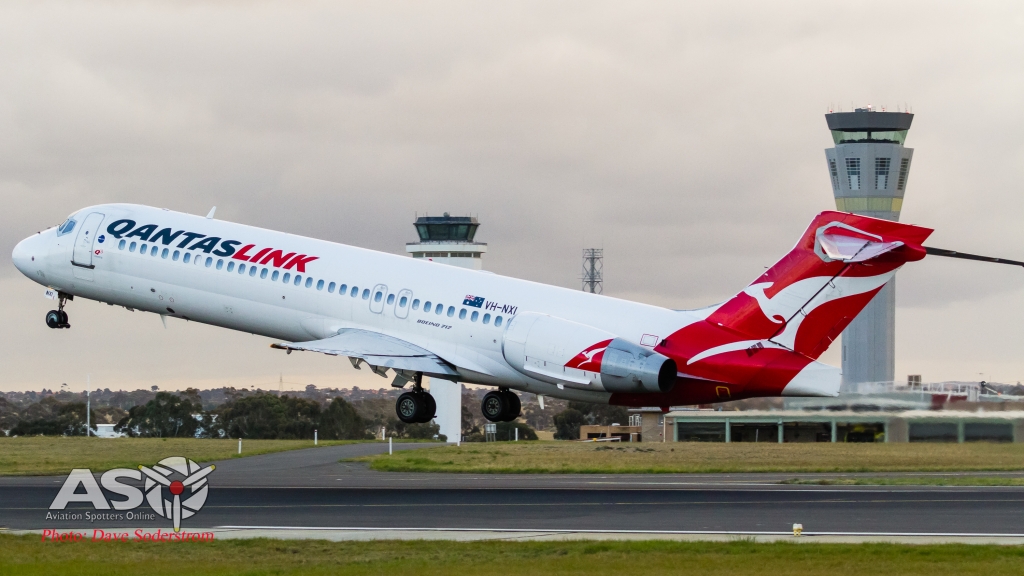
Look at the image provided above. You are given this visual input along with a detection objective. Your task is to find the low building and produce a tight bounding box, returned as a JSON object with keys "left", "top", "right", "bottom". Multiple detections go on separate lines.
{"left": 665, "top": 410, "right": 1024, "bottom": 443}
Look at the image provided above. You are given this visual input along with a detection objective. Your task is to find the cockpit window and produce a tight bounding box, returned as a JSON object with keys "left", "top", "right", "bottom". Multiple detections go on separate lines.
{"left": 56, "top": 219, "right": 77, "bottom": 236}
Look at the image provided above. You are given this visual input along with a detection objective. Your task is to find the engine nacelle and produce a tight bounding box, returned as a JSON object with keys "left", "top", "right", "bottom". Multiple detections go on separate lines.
{"left": 502, "top": 312, "right": 676, "bottom": 394}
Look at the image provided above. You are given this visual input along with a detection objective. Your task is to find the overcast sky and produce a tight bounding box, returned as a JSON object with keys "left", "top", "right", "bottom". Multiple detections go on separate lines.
{"left": 2, "top": 1, "right": 1024, "bottom": 393}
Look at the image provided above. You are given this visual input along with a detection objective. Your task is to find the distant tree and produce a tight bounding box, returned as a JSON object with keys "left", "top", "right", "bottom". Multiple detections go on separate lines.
{"left": 0, "top": 397, "right": 19, "bottom": 432}
{"left": 568, "top": 401, "right": 629, "bottom": 427}
{"left": 215, "top": 393, "right": 289, "bottom": 439}
{"left": 10, "top": 399, "right": 95, "bottom": 436}
{"left": 461, "top": 404, "right": 480, "bottom": 437}
{"left": 115, "top": 392, "right": 202, "bottom": 438}
{"left": 277, "top": 396, "right": 322, "bottom": 439}
{"left": 214, "top": 393, "right": 349, "bottom": 440}
{"left": 553, "top": 408, "right": 586, "bottom": 440}
{"left": 495, "top": 421, "right": 538, "bottom": 441}
{"left": 387, "top": 416, "right": 446, "bottom": 441}
{"left": 319, "top": 397, "right": 370, "bottom": 440}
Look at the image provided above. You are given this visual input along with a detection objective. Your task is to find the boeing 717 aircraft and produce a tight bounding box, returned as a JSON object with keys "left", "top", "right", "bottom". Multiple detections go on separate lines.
{"left": 11, "top": 204, "right": 1017, "bottom": 424}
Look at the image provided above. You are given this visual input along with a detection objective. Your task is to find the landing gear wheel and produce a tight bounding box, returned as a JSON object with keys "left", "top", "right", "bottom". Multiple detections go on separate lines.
{"left": 396, "top": 391, "right": 437, "bottom": 424}
{"left": 396, "top": 392, "right": 424, "bottom": 424}
{"left": 59, "top": 310, "right": 68, "bottom": 325}
{"left": 45, "top": 310, "right": 62, "bottom": 329}
{"left": 481, "top": 391, "right": 507, "bottom": 423}
{"left": 501, "top": 391, "right": 521, "bottom": 422}
{"left": 418, "top": 392, "right": 437, "bottom": 423}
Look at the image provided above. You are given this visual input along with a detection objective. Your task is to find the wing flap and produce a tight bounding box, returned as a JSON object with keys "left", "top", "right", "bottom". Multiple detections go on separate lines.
{"left": 272, "top": 328, "right": 459, "bottom": 377}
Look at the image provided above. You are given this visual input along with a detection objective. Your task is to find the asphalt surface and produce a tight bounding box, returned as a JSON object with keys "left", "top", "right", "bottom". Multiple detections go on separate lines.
{"left": 4, "top": 442, "right": 1024, "bottom": 535}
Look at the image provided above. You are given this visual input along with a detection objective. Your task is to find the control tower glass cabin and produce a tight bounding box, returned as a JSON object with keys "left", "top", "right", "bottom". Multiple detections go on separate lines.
{"left": 825, "top": 107, "right": 913, "bottom": 386}
{"left": 406, "top": 213, "right": 487, "bottom": 270}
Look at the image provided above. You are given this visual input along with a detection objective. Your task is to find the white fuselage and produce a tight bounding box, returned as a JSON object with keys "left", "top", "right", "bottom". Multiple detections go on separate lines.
{"left": 12, "top": 204, "right": 701, "bottom": 403}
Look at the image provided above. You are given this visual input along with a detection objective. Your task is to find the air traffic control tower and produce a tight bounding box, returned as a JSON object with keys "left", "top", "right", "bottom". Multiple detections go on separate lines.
{"left": 825, "top": 106, "right": 914, "bottom": 385}
{"left": 406, "top": 213, "right": 487, "bottom": 270}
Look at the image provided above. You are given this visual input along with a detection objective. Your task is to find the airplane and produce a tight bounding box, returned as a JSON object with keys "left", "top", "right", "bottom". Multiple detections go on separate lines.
{"left": 11, "top": 204, "right": 1023, "bottom": 425}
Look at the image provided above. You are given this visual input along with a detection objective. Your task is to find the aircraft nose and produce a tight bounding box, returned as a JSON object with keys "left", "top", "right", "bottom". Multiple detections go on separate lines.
{"left": 11, "top": 234, "right": 42, "bottom": 277}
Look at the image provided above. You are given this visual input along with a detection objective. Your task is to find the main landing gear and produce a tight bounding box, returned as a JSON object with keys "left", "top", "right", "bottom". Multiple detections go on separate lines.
{"left": 481, "top": 389, "right": 521, "bottom": 422}
{"left": 395, "top": 373, "right": 437, "bottom": 424}
{"left": 45, "top": 295, "right": 71, "bottom": 329}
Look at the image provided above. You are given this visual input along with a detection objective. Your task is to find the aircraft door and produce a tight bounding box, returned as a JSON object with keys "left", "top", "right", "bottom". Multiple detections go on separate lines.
{"left": 394, "top": 289, "right": 413, "bottom": 319}
{"left": 369, "top": 284, "right": 388, "bottom": 314}
{"left": 71, "top": 212, "right": 105, "bottom": 279}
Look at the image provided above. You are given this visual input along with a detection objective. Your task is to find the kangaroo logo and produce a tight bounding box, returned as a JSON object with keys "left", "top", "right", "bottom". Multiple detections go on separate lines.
{"left": 565, "top": 339, "right": 613, "bottom": 372}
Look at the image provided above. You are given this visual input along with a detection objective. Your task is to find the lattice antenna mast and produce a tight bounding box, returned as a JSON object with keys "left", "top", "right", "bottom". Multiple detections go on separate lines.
{"left": 581, "top": 248, "right": 603, "bottom": 294}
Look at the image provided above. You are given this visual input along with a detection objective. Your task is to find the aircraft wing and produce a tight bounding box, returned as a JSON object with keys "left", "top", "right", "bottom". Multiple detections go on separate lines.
{"left": 271, "top": 328, "right": 460, "bottom": 379}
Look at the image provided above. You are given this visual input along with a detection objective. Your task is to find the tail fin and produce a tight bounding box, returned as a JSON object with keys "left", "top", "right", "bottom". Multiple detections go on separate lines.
{"left": 630, "top": 211, "right": 933, "bottom": 405}
{"left": 708, "top": 211, "right": 931, "bottom": 358}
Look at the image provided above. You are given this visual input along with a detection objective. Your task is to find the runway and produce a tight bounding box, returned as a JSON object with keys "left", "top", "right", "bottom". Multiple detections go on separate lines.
{"left": 4, "top": 443, "right": 1024, "bottom": 537}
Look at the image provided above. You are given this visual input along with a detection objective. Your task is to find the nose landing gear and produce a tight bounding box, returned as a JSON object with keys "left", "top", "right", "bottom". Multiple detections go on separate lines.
{"left": 45, "top": 295, "right": 71, "bottom": 329}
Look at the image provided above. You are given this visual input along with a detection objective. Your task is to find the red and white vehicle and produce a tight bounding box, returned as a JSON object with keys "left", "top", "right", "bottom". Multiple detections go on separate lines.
{"left": 10, "top": 205, "right": 947, "bottom": 423}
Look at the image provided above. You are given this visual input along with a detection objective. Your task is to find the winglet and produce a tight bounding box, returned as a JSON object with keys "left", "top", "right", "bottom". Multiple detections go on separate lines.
{"left": 206, "top": 206, "right": 216, "bottom": 219}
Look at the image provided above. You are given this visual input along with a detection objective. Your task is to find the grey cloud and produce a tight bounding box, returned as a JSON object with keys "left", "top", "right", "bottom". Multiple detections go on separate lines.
{"left": 3, "top": 1, "right": 1024, "bottom": 389}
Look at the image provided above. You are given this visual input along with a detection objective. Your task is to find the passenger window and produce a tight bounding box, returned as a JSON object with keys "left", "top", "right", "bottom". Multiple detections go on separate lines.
{"left": 129, "top": 242, "right": 136, "bottom": 252}
{"left": 250, "top": 266, "right": 258, "bottom": 277}
{"left": 483, "top": 313, "right": 491, "bottom": 324}
{"left": 205, "top": 257, "right": 212, "bottom": 267}
{"left": 374, "top": 291, "right": 383, "bottom": 303}
{"left": 447, "top": 306, "right": 455, "bottom": 317}
{"left": 118, "top": 239, "right": 126, "bottom": 250}
{"left": 471, "top": 311, "right": 479, "bottom": 322}
{"left": 328, "top": 282, "right": 336, "bottom": 293}
{"left": 238, "top": 264, "right": 246, "bottom": 274}
{"left": 183, "top": 253, "right": 190, "bottom": 263}
{"left": 272, "top": 270, "right": 280, "bottom": 281}
{"left": 227, "top": 261, "right": 235, "bottom": 272}
{"left": 295, "top": 275, "right": 303, "bottom": 286}
{"left": 436, "top": 304, "right": 443, "bottom": 315}
{"left": 151, "top": 246, "right": 158, "bottom": 256}
{"left": 161, "top": 248, "right": 169, "bottom": 259}
{"left": 399, "top": 296, "right": 408, "bottom": 307}
{"left": 495, "top": 316, "right": 503, "bottom": 327}
{"left": 301, "top": 276, "right": 310, "bottom": 287}
{"left": 316, "top": 279, "right": 324, "bottom": 290}
{"left": 350, "top": 286, "right": 359, "bottom": 297}
{"left": 387, "top": 294, "right": 395, "bottom": 305}
{"left": 339, "top": 284, "right": 347, "bottom": 295}
{"left": 412, "top": 299, "right": 420, "bottom": 310}
{"left": 260, "top": 268, "right": 268, "bottom": 279}
{"left": 424, "top": 302, "right": 432, "bottom": 313}
{"left": 216, "top": 259, "right": 223, "bottom": 269}
{"left": 172, "top": 250, "right": 180, "bottom": 261}
{"left": 459, "top": 309, "right": 467, "bottom": 320}
{"left": 362, "top": 289, "right": 370, "bottom": 300}
{"left": 283, "top": 272, "right": 291, "bottom": 283}
{"left": 140, "top": 243, "right": 148, "bottom": 253}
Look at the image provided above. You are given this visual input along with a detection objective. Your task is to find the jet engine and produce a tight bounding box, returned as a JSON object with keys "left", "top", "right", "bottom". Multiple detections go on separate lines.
{"left": 501, "top": 312, "right": 676, "bottom": 394}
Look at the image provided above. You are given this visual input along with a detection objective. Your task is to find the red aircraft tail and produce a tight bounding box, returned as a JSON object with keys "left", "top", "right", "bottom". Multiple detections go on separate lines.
{"left": 647, "top": 211, "right": 933, "bottom": 403}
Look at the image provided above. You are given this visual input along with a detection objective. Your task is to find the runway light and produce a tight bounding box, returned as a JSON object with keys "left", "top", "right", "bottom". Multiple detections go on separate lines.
{"left": 793, "top": 523, "right": 803, "bottom": 537}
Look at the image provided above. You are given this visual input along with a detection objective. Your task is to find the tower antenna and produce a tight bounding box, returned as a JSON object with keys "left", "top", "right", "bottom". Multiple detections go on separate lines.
{"left": 581, "top": 248, "right": 603, "bottom": 294}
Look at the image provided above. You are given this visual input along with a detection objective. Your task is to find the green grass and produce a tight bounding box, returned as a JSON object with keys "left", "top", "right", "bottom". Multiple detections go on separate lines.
{"left": 2, "top": 535, "right": 1024, "bottom": 575}
{"left": 781, "top": 476, "right": 1024, "bottom": 487}
{"left": 0, "top": 437, "right": 373, "bottom": 476}
{"left": 358, "top": 441, "right": 1024, "bottom": 474}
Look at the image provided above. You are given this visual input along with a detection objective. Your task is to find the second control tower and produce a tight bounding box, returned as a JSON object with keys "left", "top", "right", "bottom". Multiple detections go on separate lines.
{"left": 825, "top": 107, "right": 914, "bottom": 386}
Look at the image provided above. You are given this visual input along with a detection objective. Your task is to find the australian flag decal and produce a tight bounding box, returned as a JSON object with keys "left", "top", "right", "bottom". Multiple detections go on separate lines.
{"left": 463, "top": 295, "right": 485, "bottom": 308}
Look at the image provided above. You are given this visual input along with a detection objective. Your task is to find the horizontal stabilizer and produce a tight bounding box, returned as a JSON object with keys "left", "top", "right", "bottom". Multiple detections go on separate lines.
{"left": 272, "top": 328, "right": 459, "bottom": 377}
